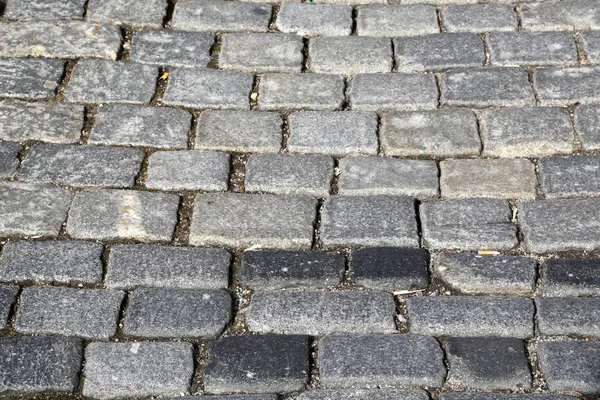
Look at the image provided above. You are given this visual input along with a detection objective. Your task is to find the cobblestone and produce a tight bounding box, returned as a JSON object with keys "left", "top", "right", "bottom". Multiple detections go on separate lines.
{"left": 574, "top": 105, "right": 600, "bottom": 150}
{"left": 3, "top": 0, "right": 85, "bottom": 19}
{"left": 539, "top": 155, "right": 600, "bottom": 198}
{"left": 130, "top": 30, "right": 213, "bottom": 68}
{"left": 534, "top": 67, "right": 600, "bottom": 106}
{"left": 442, "top": 4, "right": 517, "bottom": 33}
{"left": 221, "top": 33, "right": 303, "bottom": 73}
{"left": 520, "top": 0, "right": 600, "bottom": 31}
{"left": 0, "top": 58, "right": 64, "bottom": 100}
{"left": 276, "top": 4, "right": 352, "bottom": 36}
{"left": 441, "top": 395, "right": 577, "bottom": 400}
{"left": 86, "top": 0, "right": 166, "bottom": 28}
{"left": 172, "top": 0, "right": 271, "bottom": 32}
{"left": 580, "top": 30, "right": 600, "bottom": 64}
{"left": 488, "top": 32, "right": 578, "bottom": 67}
{"left": 0, "top": 285, "right": 18, "bottom": 328}
{"left": 541, "top": 258, "right": 600, "bottom": 297}
{"left": 0, "top": 142, "right": 21, "bottom": 177}
{"left": 536, "top": 297, "right": 600, "bottom": 337}
{"left": 309, "top": 37, "right": 392, "bottom": 75}
{"left": 300, "top": 389, "right": 429, "bottom": 400}
{"left": 356, "top": 5, "right": 439, "bottom": 37}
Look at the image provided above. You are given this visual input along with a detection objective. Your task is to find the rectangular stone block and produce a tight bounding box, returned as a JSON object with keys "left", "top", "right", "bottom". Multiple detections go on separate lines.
{"left": 300, "top": 389, "right": 429, "bottom": 400}
{"left": 441, "top": 394, "right": 578, "bottom": 400}
{"left": 581, "top": 30, "right": 600, "bottom": 64}
{"left": 521, "top": 0, "right": 600, "bottom": 31}
{"left": 575, "top": 105, "right": 600, "bottom": 150}
{"left": 442, "top": 4, "right": 517, "bottom": 33}
{"left": 487, "top": 31, "right": 578, "bottom": 66}
{"left": 356, "top": 4, "right": 439, "bottom": 37}
{"left": 0, "top": 142, "right": 21, "bottom": 178}
{"left": 0, "top": 58, "right": 64, "bottom": 100}
{"left": 542, "top": 258, "right": 600, "bottom": 297}
{"left": 276, "top": 4, "right": 352, "bottom": 36}
{"left": 539, "top": 155, "right": 600, "bottom": 198}
{"left": 130, "top": 30, "right": 213, "bottom": 68}
{"left": 309, "top": 37, "right": 392, "bottom": 75}
{"left": 536, "top": 67, "right": 600, "bottom": 106}
{"left": 3, "top": 0, "right": 85, "bottom": 19}
{"left": 0, "top": 285, "right": 18, "bottom": 328}
{"left": 86, "top": 0, "right": 166, "bottom": 28}
{"left": 172, "top": 0, "right": 271, "bottom": 32}
{"left": 536, "top": 297, "right": 600, "bottom": 337}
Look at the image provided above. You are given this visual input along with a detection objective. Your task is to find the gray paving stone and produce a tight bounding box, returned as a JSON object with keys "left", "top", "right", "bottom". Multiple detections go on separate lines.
{"left": 0, "top": 240, "right": 103, "bottom": 285}
{"left": 190, "top": 193, "right": 317, "bottom": 249}
{"left": 480, "top": 107, "right": 574, "bottom": 157}
{"left": 441, "top": 394, "right": 578, "bottom": 400}
{"left": 146, "top": 150, "right": 230, "bottom": 192}
{"left": 90, "top": 105, "right": 191, "bottom": 149}
{"left": 0, "top": 58, "right": 64, "bottom": 100}
{"left": 309, "top": 37, "right": 392, "bottom": 75}
{"left": 20, "top": 143, "right": 144, "bottom": 188}
{"left": 380, "top": 110, "right": 481, "bottom": 157}
{"left": 66, "top": 189, "right": 179, "bottom": 242}
{"left": 542, "top": 258, "right": 600, "bottom": 297}
{"left": 287, "top": 111, "right": 378, "bottom": 156}
{"left": 536, "top": 297, "right": 600, "bottom": 337}
{"left": 106, "top": 244, "right": 230, "bottom": 289}
{"left": 204, "top": 334, "right": 310, "bottom": 394}
{"left": 0, "top": 336, "right": 82, "bottom": 394}
{"left": 163, "top": 68, "right": 252, "bottom": 110}
{"left": 407, "top": 296, "right": 534, "bottom": 338}
{"left": 575, "top": 105, "right": 600, "bottom": 150}
{"left": 487, "top": 31, "right": 578, "bottom": 66}
{"left": 338, "top": 157, "right": 438, "bottom": 199}
{"left": 539, "top": 155, "right": 600, "bottom": 198}
{"left": 168, "top": 396, "right": 277, "bottom": 400}
{"left": 0, "top": 142, "right": 21, "bottom": 178}
{"left": 519, "top": 198, "right": 600, "bottom": 253}
{"left": 356, "top": 4, "right": 439, "bottom": 37}
{"left": 0, "top": 181, "right": 72, "bottom": 237}
{"left": 83, "top": 341, "right": 194, "bottom": 399}
{"left": 421, "top": 199, "right": 518, "bottom": 251}
{"left": 0, "top": 284, "right": 18, "bottom": 328}
{"left": 434, "top": 253, "right": 536, "bottom": 295}
{"left": 173, "top": 0, "right": 271, "bottom": 32}
{"left": 87, "top": 0, "right": 166, "bottom": 28}
{"left": 246, "top": 290, "right": 396, "bottom": 335}
{"left": 130, "top": 30, "right": 213, "bottom": 68}
{"left": 300, "top": 389, "right": 430, "bottom": 400}
{"left": 442, "top": 4, "right": 517, "bottom": 33}
{"left": 534, "top": 67, "right": 600, "bottom": 106}
{"left": 444, "top": 337, "right": 531, "bottom": 390}
{"left": 440, "top": 158, "right": 537, "bottom": 199}
{"left": 441, "top": 67, "right": 535, "bottom": 107}
{"left": 246, "top": 154, "right": 334, "bottom": 197}
{"left": 257, "top": 73, "right": 345, "bottom": 111}
{"left": 15, "top": 286, "right": 124, "bottom": 339}
{"left": 239, "top": 249, "right": 344, "bottom": 289}
{"left": 319, "top": 334, "right": 445, "bottom": 388}
{"left": 394, "top": 33, "right": 484, "bottom": 72}
{"left": 3, "top": 0, "right": 85, "bottom": 19}
{"left": 320, "top": 195, "right": 419, "bottom": 249}
{"left": 538, "top": 341, "right": 600, "bottom": 395}
{"left": 521, "top": 0, "right": 600, "bottom": 31}
{"left": 580, "top": 30, "right": 600, "bottom": 64}
{"left": 276, "top": 4, "right": 352, "bottom": 36}
{"left": 64, "top": 60, "right": 157, "bottom": 104}
{"left": 312, "top": 0, "right": 384, "bottom": 4}
{"left": 348, "top": 73, "right": 438, "bottom": 111}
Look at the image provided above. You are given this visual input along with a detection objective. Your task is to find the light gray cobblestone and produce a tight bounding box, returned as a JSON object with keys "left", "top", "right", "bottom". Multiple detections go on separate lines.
{"left": 0, "top": 142, "right": 21, "bottom": 178}
{"left": 580, "top": 30, "right": 600, "bottom": 64}
{"left": 3, "top": 0, "right": 86, "bottom": 19}
{"left": 309, "top": 37, "right": 392, "bottom": 75}
{"left": 0, "top": 285, "right": 18, "bottom": 328}
{"left": 86, "top": 0, "right": 166, "bottom": 28}
{"left": 535, "top": 67, "right": 600, "bottom": 106}
{"left": 0, "top": 58, "right": 64, "bottom": 100}
{"left": 276, "top": 4, "right": 352, "bottom": 37}
{"left": 172, "top": 0, "right": 271, "bottom": 32}
{"left": 487, "top": 31, "right": 578, "bottom": 66}
{"left": 258, "top": 73, "right": 345, "bottom": 111}
{"left": 130, "top": 30, "right": 213, "bottom": 68}
{"left": 356, "top": 5, "right": 439, "bottom": 37}
{"left": 536, "top": 297, "right": 600, "bottom": 337}
{"left": 539, "top": 155, "right": 600, "bottom": 198}
{"left": 442, "top": 4, "right": 517, "bottom": 33}
{"left": 575, "top": 105, "right": 600, "bottom": 150}
{"left": 520, "top": 0, "right": 600, "bottom": 31}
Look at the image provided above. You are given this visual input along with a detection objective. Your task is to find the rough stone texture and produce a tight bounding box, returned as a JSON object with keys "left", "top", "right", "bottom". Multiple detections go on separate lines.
{"left": 0, "top": 142, "right": 21, "bottom": 177}
{"left": 130, "top": 30, "right": 213, "bottom": 68}
{"left": 575, "top": 105, "right": 600, "bottom": 150}
{"left": 0, "top": 240, "right": 103, "bottom": 285}
{"left": 3, "top": 0, "right": 86, "bottom": 19}
{"left": 204, "top": 334, "right": 310, "bottom": 394}
{"left": 287, "top": 111, "right": 378, "bottom": 156}
{"left": 539, "top": 155, "right": 600, "bottom": 198}
{"left": 300, "top": 389, "right": 430, "bottom": 400}
{"left": 309, "top": 37, "right": 392, "bottom": 75}
{"left": 15, "top": 286, "right": 124, "bottom": 339}
{"left": 542, "top": 258, "right": 600, "bottom": 297}
{"left": 407, "top": 296, "right": 534, "bottom": 338}
{"left": 536, "top": 297, "right": 600, "bottom": 337}
{"left": 520, "top": 0, "right": 600, "bottom": 31}
{"left": 168, "top": 396, "right": 277, "bottom": 400}
{"left": 440, "top": 158, "right": 537, "bottom": 199}
{"left": 146, "top": 150, "right": 230, "bottom": 191}
{"left": 87, "top": 0, "right": 166, "bottom": 28}
{"left": 0, "top": 58, "right": 64, "bottom": 100}
{"left": 172, "top": 0, "right": 271, "bottom": 32}
{"left": 380, "top": 110, "right": 481, "bottom": 157}
{"left": 312, "top": 0, "right": 384, "bottom": 4}
{"left": 64, "top": 60, "right": 157, "bottom": 104}
{"left": 319, "top": 334, "right": 445, "bottom": 388}
{"left": 66, "top": 189, "right": 179, "bottom": 242}
{"left": 356, "top": 4, "right": 439, "bottom": 37}
{"left": 124, "top": 288, "right": 231, "bottom": 338}
{"left": 190, "top": 193, "right": 317, "bottom": 249}
{"left": 444, "top": 337, "right": 531, "bottom": 390}
{"left": 441, "top": 395, "right": 578, "bottom": 400}
{"left": 276, "top": 4, "right": 352, "bottom": 36}
{"left": 338, "top": 157, "right": 438, "bottom": 199}
{"left": 0, "top": 285, "right": 18, "bottom": 328}
{"left": 246, "top": 290, "right": 396, "bottom": 335}
{"left": 258, "top": 73, "right": 345, "bottom": 111}
{"left": 534, "top": 67, "right": 600, "bottom": 106}
{"left": 320, "top": 195, "right": 419, "bottom": 249}
{"left": 487, "top": 31, "right": 578, "bottom": 66}
{"left": 442, "top": 4, "right": 517, "bottom": 33}
{"left": 434, "top": 253, "right": 536, "bottom": 296}
{"left": 106, "top": 244, "right": 230, "bottom": 290}
{"left": 83, "top": 342, "right": 194, "bottom": 399}
{"left": 245, "top": 154, "right": 334, "bottom": 197}
{"left": 581, "top": 30, "right": 600, "bottom": 64}
{"left": 420, "top": 199, "right": 518, "bottom": 251}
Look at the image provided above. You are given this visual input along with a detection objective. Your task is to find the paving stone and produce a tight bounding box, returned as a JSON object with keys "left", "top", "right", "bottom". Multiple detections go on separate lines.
{"left": 487, "top": 31, "right": 578, "bottom": 66}
{"left": 312, "top": 0, "right": 384, "bottom": 4}
{"left": 575, "top": 105, "right": 600, "bottom": 150}
{"left": 309, "top": 37, "right": 392, "bottom": 75}
{"left": 287, "top": 111, "right": 378, "bottom": 156}
{"left": 3, "top": 0, "right": 86, "bottom": 19}
{"left": 580, "top": 30, "right": 600, "bottom": 64}
{"left": 163, "top": 68, "right": 252, "bottom": 110}
{"left": 320, "top": 195, "right": 419, "bottom": 249}
{"left": 441, "top": 67, "right": 535, "bottom": 107}
{"left": 15, "top": 286, "right": 124, "bottom": 339}
{"left": 444, "top": 337, "right": 531, "bottom": 390}
{"left": 536, "top": 297, "right": 600, "bottom": 337}
{"left": 319, "top": 334, "right": 445, "bottom": 388}
{"left": 442, "top": 4, "right": 517, "bottom": 33}
{"left": 338, "top": 157, "right": 438, "bottom": 199}
{"left": 0, "top": 142, "right": 21, "bottom": 177}
{"left": 0, "top": 285, "right": 18, "bottom": 328}
{"left": 0, "top": 100, "right": 83, "bottom": 143}
{"left": 519, "top": 198, "right": 600, "bottom": 253}
{"left": 64, "top": 60, "right": 157, "bottom": 104}
{"left": 440, "top": 158, "right": 537, "bottom": 199}
{"left": 221, "top": 33, "right": 303, "bottom": 73}
{"left": 300, "top": 389, "right": 430, "bottom": 400}
{"left": 66, "top": 189, "right": 179, "bottom": 242}
{"left": 0, "top": 240, "right": 103, "bottom": 285}
{"left": 168, "top": 396, "right": 277, "bottom": 400}
{"left": 0, "top": 336, "right": 82, "bottom": 394}
{"left": 146, "top": 150, "right": 230, "bottom": 191}
{"left": 407, "top": 296, "right": 534, "bottom": 338}
{"left": 239, "top": 249, "right": 344, "bottom": 289}
{"left": 276, "top": 4, "right": 352, "bottom": 36}
{"left": 380, "top": 110, "right": 481, "bottom": 157}
{"left": 87, "top": 0, "right": 166, "bottom": 28}
{"left": 257, "top": 73, "right": 345, "bottom": 111}
{"left": 246, "top": 154, "right": 334, "bottom": 197}
{"left": 0, "top": 58, "right": 64, "bottom": 100}
{"left": 130, "top": 30, "right": 213, "bottom": 68}
{"left": 542, "top": 258, "right": 600, "bottom": 297}
{"left": 348, "top": 73, "right": 438, "bottom": 111}
{"left": 539, "top": 155, "right": 600, "bottom": 198}
{"left": 484, "top": 108, "right": 572, "bottom": 158}
{"left": 246, "top": 290, "right": 396, "bottom": 335}
{"left": 520, "top": 0, "right": 600, "bottom": 31}
{"left": 20, "top": 143, "right": 144, "bottom": 188}
{"left": 204, "top": 334, "right": 310, "bottom": 394}
{"left": 538, "top": 341, "right": 600, "bottom": 395}
{"left": 394, "top": 33, "right": 484, "bottom": 72}
{"left": 173, "top": 0, "right": 271, "bottom": 32}
{"left": 0, "top": 181, "right": 71, "bottom": 237}
{"left": 441, "top": 394, "right": 578, "bottom": 400}
{"left": 356, "top": 4, "right": 439, "bottom": 37}
{"left": 90, "top": 105, "right": 191, "bottom": 149}
{"left": 190, "top": 193, "right": 317, "bottom": 249}
{"left": 421, "top": 199, "right": 518, "bottom": 251}
{"left": 106, "top": 244, "right": 230, "bottom": 289}
{"left": 534, "top": 67, "right": 600, "bottom": 106}
{"left": 434, "top": 253, "right": 536, "bottom": 296}
{"left": 83, "top": 342, "right": 194, "bottom": 399}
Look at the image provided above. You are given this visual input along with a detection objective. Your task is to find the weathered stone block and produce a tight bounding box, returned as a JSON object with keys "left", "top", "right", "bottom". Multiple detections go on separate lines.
{"left": 258, "top": 73, "right": 345, "bottom": 111}
{"left": 130, "top": 30, "right": 213, "bottom": 68}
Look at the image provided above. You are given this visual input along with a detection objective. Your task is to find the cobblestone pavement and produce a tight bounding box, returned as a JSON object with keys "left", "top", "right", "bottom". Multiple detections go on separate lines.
{"left": 0, "top": 0, "right": 600, "bottom": 399}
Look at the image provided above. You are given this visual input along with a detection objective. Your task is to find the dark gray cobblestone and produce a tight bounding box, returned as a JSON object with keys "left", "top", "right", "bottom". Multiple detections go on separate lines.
{"left": 0, "top": 58, "right": 64, "bottom": 100}
{"left": 172, "top": 0, "right": 272, "bottom": 33}
{"left": 487, "top": 32, "right": 578, "bottom": 67}
{"left": 0, "top": 142, "right": 21, "bottom": 177}
{"left": 534, "top": 67, "right": 600, "bottom": 106}
{"left": 442, "top": 4, "right": 517, "bottom": 33}
{"left": 536, "top": 297, "right": 600, "bottom": 337}
{"left": 541, "top": 258, "right": 600, "bottom": 296}
{"left": 300, "top": 389, "right": 429, "bottom": 400}
{"left": 539, "top": 155, "right": 600, "bottom": 198}
{"left": 86, "top": 0, "right": 166, "bottom": 28}
{"left": 130, "top": 30, "right": 214, "bottom": 68}
{"left": 0, "top": 284, "right": 18, "bottom": 328}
